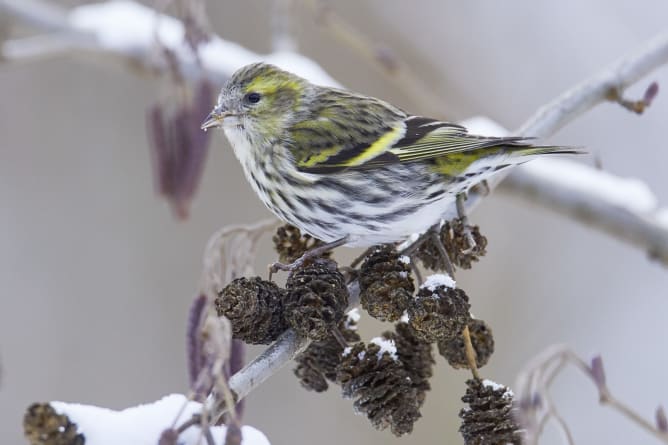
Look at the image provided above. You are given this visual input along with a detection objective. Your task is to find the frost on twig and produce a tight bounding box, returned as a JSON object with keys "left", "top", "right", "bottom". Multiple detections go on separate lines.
{"left": 515, "top": 345, "right": 668, "bottom": 445}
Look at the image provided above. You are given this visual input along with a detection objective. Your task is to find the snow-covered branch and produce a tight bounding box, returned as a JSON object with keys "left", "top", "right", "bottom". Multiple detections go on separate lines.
{"left": 0, "top": 0, "right": 339, "bottom": 87}
{"left": 502, "top": 160, "right": 668, "bottom": 264}
{"left": 3, "top": 0, "right": 666, "bottom": 265}
{"left": 460, "top": 29, "right": 668, "bottom": 265}
{"left": 517, "top": 31, "right": 668, "bottom": 138}
{"left": 25, "top": 395, "right": 271, "bottom": 445}
{"left": 463, "top": 117, "right": 668, "bottom": 265}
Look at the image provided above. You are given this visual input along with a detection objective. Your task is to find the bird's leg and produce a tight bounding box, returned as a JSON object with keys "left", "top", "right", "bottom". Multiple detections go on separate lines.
{"left": 456, "top": 192, "right": 477, "bottom": 253}
{"left": 411, "top": 261, "right": 424, "bottom": 285}
{"left": 400, "top": 222, "right": 455, "bottom": 278}
{"left": 470, "top": 179, "right": 490, "bottom": 197}
{"left": 350, "top": 246, "right": 375, "bottom": 269}
{"left": 269, "top": 235, "right": 349, "bottom": 279}
{"left": 330, "top": 326, "right": 350, "bottom": 349}
{"left": 430, "top": 230, "right": 455, "bottom": 278}
{"left": 401, "top": 226, "right": 435, "bottom": 256}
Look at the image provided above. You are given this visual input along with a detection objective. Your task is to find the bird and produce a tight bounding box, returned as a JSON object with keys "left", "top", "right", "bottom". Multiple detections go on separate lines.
{"left": 202, "top": 62, "right": 578, "bottom": 252}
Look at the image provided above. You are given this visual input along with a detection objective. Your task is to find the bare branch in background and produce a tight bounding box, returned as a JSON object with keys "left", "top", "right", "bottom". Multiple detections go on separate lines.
{"left": 0, "top": 0, "right": 68, "bottom": 32}
{"left": 608, "top": 81, "right": 659, "bottom": 114}
{"left": 515, "top": 345, "right": 668, "bottom": 444}
{"left": 272, "top": 0, "right": 297, "bottom": 53}
{"left": 301, "top": 0, "right": 456, "bottom": 119}
{"left": 200, "top": 218, "right": 279, "bottom": 299}
{"left": 463, "top": 29, "right": 668, "bottom": 265}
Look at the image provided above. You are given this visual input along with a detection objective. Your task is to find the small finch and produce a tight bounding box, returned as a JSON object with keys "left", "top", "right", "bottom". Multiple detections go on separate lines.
{"left": 202, "top": 63, "right": 578, "bottom": 248}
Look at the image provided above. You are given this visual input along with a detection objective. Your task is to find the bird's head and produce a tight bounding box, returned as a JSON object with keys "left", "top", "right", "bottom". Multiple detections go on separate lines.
{"left": 202, "top": 63, "right": 309, "bottom": 145}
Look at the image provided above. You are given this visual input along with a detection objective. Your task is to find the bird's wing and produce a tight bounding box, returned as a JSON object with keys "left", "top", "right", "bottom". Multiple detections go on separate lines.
{"left": 288, "top": 92, "right": 535, "bottom": 174}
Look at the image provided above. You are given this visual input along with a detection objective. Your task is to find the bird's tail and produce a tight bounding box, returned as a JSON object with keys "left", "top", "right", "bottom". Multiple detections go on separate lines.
{"left": 511, "top": 145, "right": 586, "bottom": 157}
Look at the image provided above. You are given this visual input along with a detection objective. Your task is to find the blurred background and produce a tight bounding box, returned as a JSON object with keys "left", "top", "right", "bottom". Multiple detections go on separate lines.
{"left": 2, "top": 0, "right": 668, "bottom": 443}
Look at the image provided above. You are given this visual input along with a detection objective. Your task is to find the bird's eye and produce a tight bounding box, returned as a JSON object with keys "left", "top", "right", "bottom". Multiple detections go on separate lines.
{"left": 245, "top": 92, "right": 261, "bottom": 104}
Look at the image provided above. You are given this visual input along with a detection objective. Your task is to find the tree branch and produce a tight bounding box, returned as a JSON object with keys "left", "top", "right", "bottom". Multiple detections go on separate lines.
{"left": 461, "top": 31, "right": 668, "bottom": 266}
{"left": 0, "top": 0, "right": 339, "bottom": 87}
{"left": 501, "top": 160, "right": 668, "bottom": 264}
{"left": 517, "top": 31, "right": 668, "bottom": 138}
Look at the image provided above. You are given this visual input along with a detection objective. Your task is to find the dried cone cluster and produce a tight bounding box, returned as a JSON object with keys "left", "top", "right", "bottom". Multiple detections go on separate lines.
{"left": 285, "top": 259, "right": 349, "bottom": 341}
{"left": 460, "top": 379, "right": 523, "bottom": 445}
{"left": 294, "top": 311, "right": 361, "bottom": 392}
{"left": 217, "top": 259, "right": 348, "bottom": 344}
{"left": 359, "top": 245, "right": 415, "bottom": 322}
{"left": 337, "top": 341, "right": 421, "bottom": 436}
{"left": 222, "top": 220, "right": 503, "bottom": 439}
{"left": 416, "top": 218, "right": 488, "bottom": 271}
{"left": 439, "top": 319, "right": 495, "bottom": 369}
{"left": 215, "top": 277, "right": 287, "bottom": 344}
{"left": 407, "top": 276, "right": 472, "bottom": 343}
{"left": 24, "top": 403, "right": 85, "bottom": 445}
{"left": 273, "top": 224, "right": 330, "bottom": 263}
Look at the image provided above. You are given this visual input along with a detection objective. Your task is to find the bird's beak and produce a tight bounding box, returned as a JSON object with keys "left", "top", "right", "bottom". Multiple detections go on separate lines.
{"left": 200, "top": 109, "right": 231, "bottom": 131}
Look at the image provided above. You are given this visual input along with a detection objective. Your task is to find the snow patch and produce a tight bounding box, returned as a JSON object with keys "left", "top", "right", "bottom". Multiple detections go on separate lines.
{"left": 51, "top": 394, "right": 270, "bottom": 444}
{"left": 482, "top": 379, "right": 514, "bottom": 399}
{"left": 657, "top": 208, "right": 668, "bottom": 229}
{"left": 370, "top": 337, "right": 398, "bottom": 360}
{"left": 421, "top": 274, "right": 456, "bottom": 292}
{"left": 523, "top": 158, "right": 659, "bottom": 214}
{"left": 398, "top": 255, "right": 411, "bottom": 264}
{"left": 69, "top": 1, "right": 339, "bottom": 87}
{"left": 460, "top": 116, "right": 510, "bottom": 137}
{"left": 344, "top": 308, "right": 360, "bottom": 330}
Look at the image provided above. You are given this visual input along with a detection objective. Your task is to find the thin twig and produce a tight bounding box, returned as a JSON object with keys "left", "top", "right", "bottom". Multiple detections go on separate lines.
{"left": 271, "top": 0, "right": 297, "bottom": 52}
{"left": 301, "top": 0, "right": 456, "bottom": 119}
{"left": 516, "top": 345, "right": 668, "bottom": 444}
{"left": 461, "top": 325, "right": 480, "bottom": 381}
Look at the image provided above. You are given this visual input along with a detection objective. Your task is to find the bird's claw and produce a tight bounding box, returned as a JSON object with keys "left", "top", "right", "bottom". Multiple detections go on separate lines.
{"left": 268, "top": 235, "right": 349, "bottom": 281}
{"left": 455, "top": 192, "right": 477, "bottom": 251}
{"left": 268, "top": 258, "right": 303, "bottom": 281}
